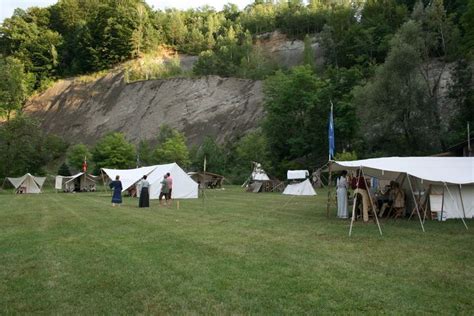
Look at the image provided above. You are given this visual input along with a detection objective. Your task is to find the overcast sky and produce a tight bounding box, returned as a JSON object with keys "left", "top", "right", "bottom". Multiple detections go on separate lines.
{"left": 0, "top": 0, "right": 255, "bottom": 23}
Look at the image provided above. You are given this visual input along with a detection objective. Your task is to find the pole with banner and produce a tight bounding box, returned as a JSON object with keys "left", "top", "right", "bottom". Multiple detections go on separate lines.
{"left": 326, "top": 101, "right": 335, "bottom": 217}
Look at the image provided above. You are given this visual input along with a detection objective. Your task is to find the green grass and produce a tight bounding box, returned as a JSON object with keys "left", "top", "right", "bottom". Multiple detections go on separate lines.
{"left": 0, "top": 187, "right": 472, "bottom": 314}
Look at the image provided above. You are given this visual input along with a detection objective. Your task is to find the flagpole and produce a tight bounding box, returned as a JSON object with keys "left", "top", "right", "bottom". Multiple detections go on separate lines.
{"left": 327, "top": 101, "right": 335, "bottom": 217}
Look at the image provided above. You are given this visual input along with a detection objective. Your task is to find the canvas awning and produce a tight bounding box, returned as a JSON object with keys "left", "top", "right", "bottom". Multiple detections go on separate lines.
{"left": 331, "top": 157, "right": 474, "bottom": 185}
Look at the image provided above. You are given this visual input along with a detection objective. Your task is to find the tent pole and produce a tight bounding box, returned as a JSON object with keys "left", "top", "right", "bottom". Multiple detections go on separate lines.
{"left": 444, "top": 182, "right": 468, "bottom": 230}
{"left": 361, "top": 168, "right": 382, "bottom": 236}
{"left": 349, "top": 167, "right": 361, "bottom": 237}
{"left": 407, "top": 174, "right": 425, "bottom": 233}
{"left": 422, "top": 184, "right": 432, "bottom": 224}
{"left": 326, "top": 161, "right": 333, "bottom": 217}
{"left": 458, "top": 184, "right": 467, "bottom": 219}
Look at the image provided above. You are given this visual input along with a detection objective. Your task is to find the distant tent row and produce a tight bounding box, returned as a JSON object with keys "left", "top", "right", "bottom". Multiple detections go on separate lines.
{"left": 102, "top": 163, "right": 198, "bottom": 199}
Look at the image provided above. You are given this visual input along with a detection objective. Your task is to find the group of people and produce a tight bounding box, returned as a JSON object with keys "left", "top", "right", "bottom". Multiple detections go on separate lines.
{"left": 336, "top": 171, "right": 405, "bottom": 220}
{"left": 108, "top": 173, "right": 173, "bottom": 207}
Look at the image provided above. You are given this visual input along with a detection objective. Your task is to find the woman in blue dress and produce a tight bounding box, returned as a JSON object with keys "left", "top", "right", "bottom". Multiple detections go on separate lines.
{"left": 109, "top": 175, "right": 123, "bottom": 206}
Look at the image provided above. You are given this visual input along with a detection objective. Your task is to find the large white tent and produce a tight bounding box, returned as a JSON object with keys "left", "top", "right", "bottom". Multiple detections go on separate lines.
{"left": 7, "top": 173, "right": 46, "bottom": 193}
{"left": 331, "top": 157, "right": 474, "bottom": 225}
{"left": 102, "top": 163, "right": 198, "bottom": 199}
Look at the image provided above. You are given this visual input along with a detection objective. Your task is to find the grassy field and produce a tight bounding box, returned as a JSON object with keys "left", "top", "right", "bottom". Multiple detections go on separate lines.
{"left": 0, "top": 186, "right": 472, "bottom": 314}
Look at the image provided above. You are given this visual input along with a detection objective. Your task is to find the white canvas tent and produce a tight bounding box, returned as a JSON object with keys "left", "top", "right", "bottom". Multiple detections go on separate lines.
{"left": 102, "top": 163, "right": 198, "bottom": 199}
{"left": 287, "top": 170, "right": 309, "bottom": 180}
{"left": 251, "top": 162, "right": 270, "bottom": 181}
{"left": 330, "top": 157, "right": 474, "bottom": 234}
{"left": 55, "top": 173, "right": 98, "bottom": 192}
{"left": 283, "top": 179, "right": 316, "bottom": 196}
{"left": 7, "top": 173, "right": 46, "bottom": 193}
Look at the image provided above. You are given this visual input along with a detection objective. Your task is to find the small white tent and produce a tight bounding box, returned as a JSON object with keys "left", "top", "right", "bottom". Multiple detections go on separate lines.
{"left": 283, "top": 179, "right": 316, "bottom": 196}
{"left": 55, "top": 173, "right": 98, "bottom": 192}
{"left": 102, "top": 163, "right": 198, "bottom": 199}
{"left": 283, "top": 170, "right": 316, "bottom": 196}
{"left": 7, "top": 173, "right": 46, "bottom": 193}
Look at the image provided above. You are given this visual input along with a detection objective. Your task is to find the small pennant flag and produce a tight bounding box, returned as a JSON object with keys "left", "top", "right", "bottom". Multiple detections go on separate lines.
{"left": 82, "top": 156, "right": 88, "bottom": 172}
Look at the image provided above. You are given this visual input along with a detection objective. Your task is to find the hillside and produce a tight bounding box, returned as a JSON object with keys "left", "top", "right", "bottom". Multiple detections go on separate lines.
{"left": 24, "top": 71, "right": 264, "bottom": 146}
{"left": 23, "top": 32, "right": 318, "bottom": 146}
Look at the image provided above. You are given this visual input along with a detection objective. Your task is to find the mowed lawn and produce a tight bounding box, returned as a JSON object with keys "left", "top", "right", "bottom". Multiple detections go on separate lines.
{"left": 0, "top": 187, "right": 472, "bottom": 314}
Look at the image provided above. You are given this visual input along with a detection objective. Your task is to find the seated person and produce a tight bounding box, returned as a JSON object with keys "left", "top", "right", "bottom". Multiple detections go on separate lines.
{"left": 379, "top": 182, "right": 404, "bottom": 217}
{"left": 376, "top": 181, "right": 395, "bottom": 215}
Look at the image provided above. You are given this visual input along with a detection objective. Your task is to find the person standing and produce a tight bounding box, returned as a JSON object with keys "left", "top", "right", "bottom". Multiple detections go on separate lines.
{"left": 159, "top": 174, "right": 169, "bottom": 206}
{"left": 138, "top": 175, "right": 150, "bottom": 208}
{"left": 336, "top": 170, "right": 349, "bottom": 218}
{"left": 166, "top": 172, "right": 173, "bottom": 206}
{"left": 109, "top": 175, "right": 123, "bottom": 206}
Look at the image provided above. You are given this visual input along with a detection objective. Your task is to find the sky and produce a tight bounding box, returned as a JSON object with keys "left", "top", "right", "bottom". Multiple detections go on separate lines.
{"left": 0, "top": 0, "right": 255, "bottom": 23}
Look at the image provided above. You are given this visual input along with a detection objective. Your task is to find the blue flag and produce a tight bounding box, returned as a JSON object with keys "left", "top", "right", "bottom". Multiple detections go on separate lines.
{"left": 328, "top": 102, "right": 335, "bottom": 160}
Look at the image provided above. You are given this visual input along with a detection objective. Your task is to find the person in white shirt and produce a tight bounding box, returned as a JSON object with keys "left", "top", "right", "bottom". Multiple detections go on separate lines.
{"left": 336, "top": 170, "right": 349, "bottom": 218}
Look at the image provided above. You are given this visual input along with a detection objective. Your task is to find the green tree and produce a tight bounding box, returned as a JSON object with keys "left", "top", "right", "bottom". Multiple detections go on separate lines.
{"left": 67, "top": 143, "right": 91, "bottom": 171}
{"left": 0, "top": 8, "right": 62, "bottom": 88}
{"left": 303, "top": 34, "right": 315, "bottom": 68}
{"left": 0, "top": 57, "right": 33, "bottom": 120}
{"left": 137, "top": 139, "right": 153, "bottom": 166}
{"left": 353, "top": 21, "right": 433, "bottom": 155}
{"left": 153, "top": 132, "right": 190, "bottom": 167}
{"left": 92, "top": 133, "right": 136, "bottom": 171}
{"left": 461, "top": 0, "right": 474, "bottom": 58}
{"left": 58, "top": 162, "right": 72, "bottom": 176}
{"left": 191, "top": 136, "right": 225, "bottom": 174}
{"left": 0, "top": 116, "right": 50, "bottom": 178}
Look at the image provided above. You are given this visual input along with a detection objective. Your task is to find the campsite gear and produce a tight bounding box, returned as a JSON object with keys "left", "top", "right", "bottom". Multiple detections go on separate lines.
{"left": 102, "top": 163, "right": 197, "bottom": 199}
{"left": 6, "top": 173, "right": 46, "bottom": 194}
{"left": 110, "top": 180, "right": 123, "bottom": 204}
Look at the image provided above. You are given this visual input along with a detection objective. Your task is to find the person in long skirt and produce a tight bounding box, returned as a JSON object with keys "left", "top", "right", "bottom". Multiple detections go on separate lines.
{"left": 138, "top": 175, "right": 150, "bottom": 208}
{"left": 109, "top": 175, "right": 123, "bottom": 206}
{"left": 336, "top": 170, "right": 349, "bottom": 218}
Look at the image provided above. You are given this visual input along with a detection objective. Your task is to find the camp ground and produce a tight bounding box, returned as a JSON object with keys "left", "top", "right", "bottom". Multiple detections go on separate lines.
{"left": 102, "top": 163, "right": 198, "bottom": 199}
{"left": 55, "top": 172, "right": 98, "bottom": 192}
{"left": 4, "top": 173, "right": 46, "bottom": 194}
{"left": 329, "top": 157, "right": 474, "bottom": 235}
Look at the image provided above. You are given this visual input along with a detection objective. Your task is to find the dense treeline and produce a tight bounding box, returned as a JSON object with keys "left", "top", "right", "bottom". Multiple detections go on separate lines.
{"left": 0, "top": 0, "right": 473, "bottom": 180}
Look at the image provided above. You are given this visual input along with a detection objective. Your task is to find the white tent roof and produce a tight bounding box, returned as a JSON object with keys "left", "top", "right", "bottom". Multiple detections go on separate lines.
{"left": 102, "top": 163, "right": 198, "bottom": 199}
{"left": 331, "top": 157, "right": 474, "bottom": 185}
{"left": 7, "top": 173, "right": 46, "bottom": 193}
{"left": 283, "top": 179, "right": 316, "bottom": 196}
{"left": 287, "top": 170, "right": 309, "bottom": 180}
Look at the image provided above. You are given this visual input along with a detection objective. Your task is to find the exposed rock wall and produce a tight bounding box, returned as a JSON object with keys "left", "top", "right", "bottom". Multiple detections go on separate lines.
{"left": 24, "top": 72, "right": 264, "bottom": 146}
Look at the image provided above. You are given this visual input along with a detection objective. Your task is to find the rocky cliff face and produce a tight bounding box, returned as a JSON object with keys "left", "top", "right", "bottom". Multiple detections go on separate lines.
{"left": 24, "top": 71, "right": 264, "bottom": 146}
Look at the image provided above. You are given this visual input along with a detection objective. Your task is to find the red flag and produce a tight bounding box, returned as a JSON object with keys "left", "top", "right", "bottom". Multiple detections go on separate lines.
{"left": 82, "top": 156, "right": 87, "bottom": 172}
